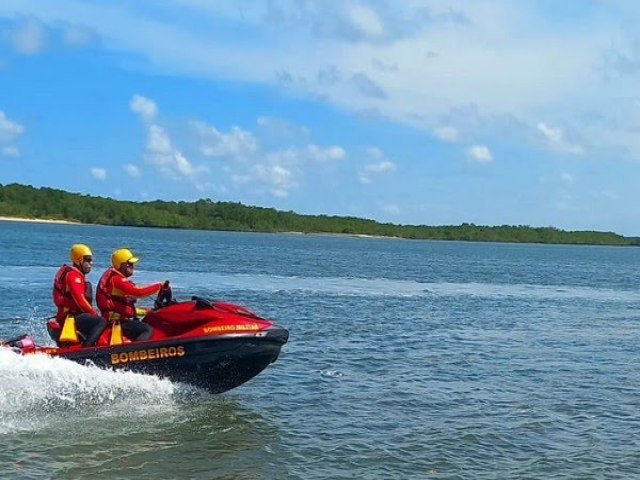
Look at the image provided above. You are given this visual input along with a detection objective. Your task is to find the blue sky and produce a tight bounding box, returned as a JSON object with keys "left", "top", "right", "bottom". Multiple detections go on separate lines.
{"left": 1, "top": 1, "right": 640, "bottom": 235}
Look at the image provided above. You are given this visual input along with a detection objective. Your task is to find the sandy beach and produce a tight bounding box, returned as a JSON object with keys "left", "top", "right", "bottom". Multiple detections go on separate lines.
{"left": 0, "top": 216, "right": 81, "bottom": 225}
{"left": 283, "top": 231, "right": 401, "bottom": 240}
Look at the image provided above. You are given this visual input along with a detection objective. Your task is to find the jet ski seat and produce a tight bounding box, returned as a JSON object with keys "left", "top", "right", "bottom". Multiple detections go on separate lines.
{"left": 47, "top": 318, "right": 85, "bottom": 346}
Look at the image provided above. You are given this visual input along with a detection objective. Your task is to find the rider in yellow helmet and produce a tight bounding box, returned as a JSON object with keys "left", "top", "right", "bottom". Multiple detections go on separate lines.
{"left": 51, "top": 244, "right": 107, "bottom": 346}
{"left": 96, "top": 248, "right": 169, "bottom": 342}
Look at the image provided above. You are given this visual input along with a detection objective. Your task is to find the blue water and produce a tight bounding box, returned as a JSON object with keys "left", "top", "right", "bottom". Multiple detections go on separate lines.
{"left": 1, "top": 221, "right": 640, "bottom": 479}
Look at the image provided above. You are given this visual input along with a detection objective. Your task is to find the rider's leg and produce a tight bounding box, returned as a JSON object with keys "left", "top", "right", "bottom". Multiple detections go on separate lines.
{"left": 75, "top": 313, "right": 107, "bottom": 346}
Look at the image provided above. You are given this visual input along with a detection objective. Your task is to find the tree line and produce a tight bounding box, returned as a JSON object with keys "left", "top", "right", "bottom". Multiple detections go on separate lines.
{"left": 0, "top": 183, "right": 637, "bottom": 246}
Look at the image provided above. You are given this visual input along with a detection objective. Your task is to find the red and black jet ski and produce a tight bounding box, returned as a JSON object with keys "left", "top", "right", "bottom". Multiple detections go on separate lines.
{"left": 3, "top": 290, "right": 288, "bottom": 394}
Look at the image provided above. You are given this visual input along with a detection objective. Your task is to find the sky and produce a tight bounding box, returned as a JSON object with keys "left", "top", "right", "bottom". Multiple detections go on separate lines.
{"left": 1, "top": 1, "right": 640, "bottom": 235}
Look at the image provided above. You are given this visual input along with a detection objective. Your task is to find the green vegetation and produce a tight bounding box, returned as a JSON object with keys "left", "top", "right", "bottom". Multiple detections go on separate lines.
{"left": 0, "top": 183, "right": 637, "bottom": 246}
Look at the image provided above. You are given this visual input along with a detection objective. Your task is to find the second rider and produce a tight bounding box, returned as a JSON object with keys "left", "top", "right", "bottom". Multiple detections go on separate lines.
{"left": 96, "top": 248, "right": 169, "bottom": 342}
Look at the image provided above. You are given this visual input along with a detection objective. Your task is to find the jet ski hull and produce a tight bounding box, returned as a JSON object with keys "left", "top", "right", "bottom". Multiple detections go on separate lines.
{"left": 42, "top": 326, "right": 289, "bottom": 393}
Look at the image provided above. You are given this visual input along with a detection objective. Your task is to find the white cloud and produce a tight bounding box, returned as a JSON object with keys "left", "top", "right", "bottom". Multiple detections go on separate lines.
{"left": 433, "top": 126, "right": 459, "bottom": 142}
{"left": 235, "top": 146, "right": 303, "bottom": 197}
{"left": 358, "top": 173, "right": 372, "bottom": 184}
{"left": 560, "top": 172, "right": 574, "bottom": 184}
{"left": 345, "top": 3, "right": 385, "bottom": 40}
{"left": 130, "top": 99, "right": 206, "bottom": 179}
{"left": 597, "top": 190, "right": 619, "bottom": 200}
{"left": 364, "top": 160, "right": 396, "bottom": 173}
{"left": 124, "top": 164, "right": 140, "bottom": 177}
{"left": 264, "top": 148, "right": 299, "bottom": 165}
{"left": 365, "top": 147, "right": 384, "bottom": 160}
{"left": 272, "top": 189, "right": 288, "bottom": 198}
{"left": 130, "top": 94, "right": 158, "bottom": 121}
{"left": 257, "top": 116, "right": 309, "bottom": 137}
{"left": 359, "top": 147, "right": 396, "bottom": 184}
{"left": 147, "top": 124, "right": 173, "bottom": 158}
{"left": 252, "top": 163, "right": 297, "bottom": 198}
{"left": 537, "top": 122, "right": 584, "bottom": 155}
{"left": 231, "top": 173, "right": 252, "bottom": 186}
{"left": 0, "top": 111, "right": 24, "bottom": 141}
{"left": 537, "top": 122, "right": 572, "bottom": 148}
{"left": 382, "top": 203, "right": 400, "bottom": 215}
{"left": 359, "top": 156, "right": 396, "bottom": 184}
{"left": 174, "top": 151, "right": 201, "bottom": 176}
{"left": 466, "top": 145, "right": 493, "bottom": 163}
{"left": 91, "top": 167, "right": 107, "bottom": 180}
{"left": 146, "top": 142, "right": 203, "bottom": 178}
{"left": 194, "top": 121, "right": 258, "bottom": 159}
{"left": 1, "top": 146, "right": 19, "bottom": 157}
{"left": 307, "top": 144, "right": 346, "bottom": 162}
{"left": 63, "top": 26, "right": 93, "bottom": 47}
{"left": 11, "top": 20, "right": 46, "bottom": 55}
{"left": 195, "top": 181, "right": 228, "bottom": 194}
{"left": 0, "top": 111, "right": 21, "bottom": 156}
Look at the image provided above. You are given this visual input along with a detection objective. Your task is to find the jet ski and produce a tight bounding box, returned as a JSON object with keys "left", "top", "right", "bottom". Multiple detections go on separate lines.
{"left": 2, "top": 289, "right": 288, "bottom": 394}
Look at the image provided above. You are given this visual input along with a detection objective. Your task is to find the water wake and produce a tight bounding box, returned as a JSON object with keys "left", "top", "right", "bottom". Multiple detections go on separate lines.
{"left": 169, "top": 272, "right": 640, "bottom": 303}
{"left": 0, "top": 349, "right": 188, "bottom": 434}
{"left": 3, "top": 266, "right": 640, "bottom": 303}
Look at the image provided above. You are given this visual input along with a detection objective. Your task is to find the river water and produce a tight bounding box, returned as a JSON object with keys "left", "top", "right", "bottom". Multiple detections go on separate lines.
{"left": 1, "top": 221, "right": 640, "bottom": 479}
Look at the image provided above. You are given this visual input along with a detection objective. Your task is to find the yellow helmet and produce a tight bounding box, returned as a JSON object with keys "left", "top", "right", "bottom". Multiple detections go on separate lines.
{"left": 111, "top": 248, "right": 140, "bottom": 268}
{"left": 70, "top": 244, "right": 92, "bottom": 265}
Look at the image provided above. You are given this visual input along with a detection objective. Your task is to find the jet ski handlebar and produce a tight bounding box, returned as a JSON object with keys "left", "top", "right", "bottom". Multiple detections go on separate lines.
{"left": 191, "top": 296, "right": 214, "bottom": 309}
{"left": 152, "top": 283, "right": 216, "bottom": 311}
{"left": 153, "top": 281, "right": 175, "bottom": 310}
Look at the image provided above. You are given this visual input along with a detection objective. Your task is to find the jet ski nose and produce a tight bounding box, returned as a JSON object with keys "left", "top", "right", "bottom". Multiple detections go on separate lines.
{"left": 275, "top": 326, "right": 290, "bottom": 345}
{"left": 258, "top": 325, "right": 289, "bottom": 345}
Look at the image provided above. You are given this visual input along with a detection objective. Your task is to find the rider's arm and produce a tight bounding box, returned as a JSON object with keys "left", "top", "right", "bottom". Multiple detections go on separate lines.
{"left": 112, "top": 276, "right": 163, "bottom": 298}
{"left": 66, "top": 271, "right": 97, "bottom": 315}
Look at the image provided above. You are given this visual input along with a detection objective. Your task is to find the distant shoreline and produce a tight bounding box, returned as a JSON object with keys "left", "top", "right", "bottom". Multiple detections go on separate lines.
{"left": 0, "top": 217, "right": 396, "bottom": 239}
{"left": 1, "top": 184, "right": 636, "bottom": 246}
{"left": 0, "top": 217, "right": 629, "bottom": 244}
{"left": 0, "top": 215, "right": 82, "bottom": 225}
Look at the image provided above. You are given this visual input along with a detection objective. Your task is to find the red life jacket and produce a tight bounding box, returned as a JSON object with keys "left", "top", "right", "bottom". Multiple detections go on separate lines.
{"left": 96, "top": 267, "right": 134, "bottom": 320}
{"left": 52, "top": 265, "right": 74, "bottom": 308}
{"left": 52, "top": 264, "right": 92, "bottom": 320}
